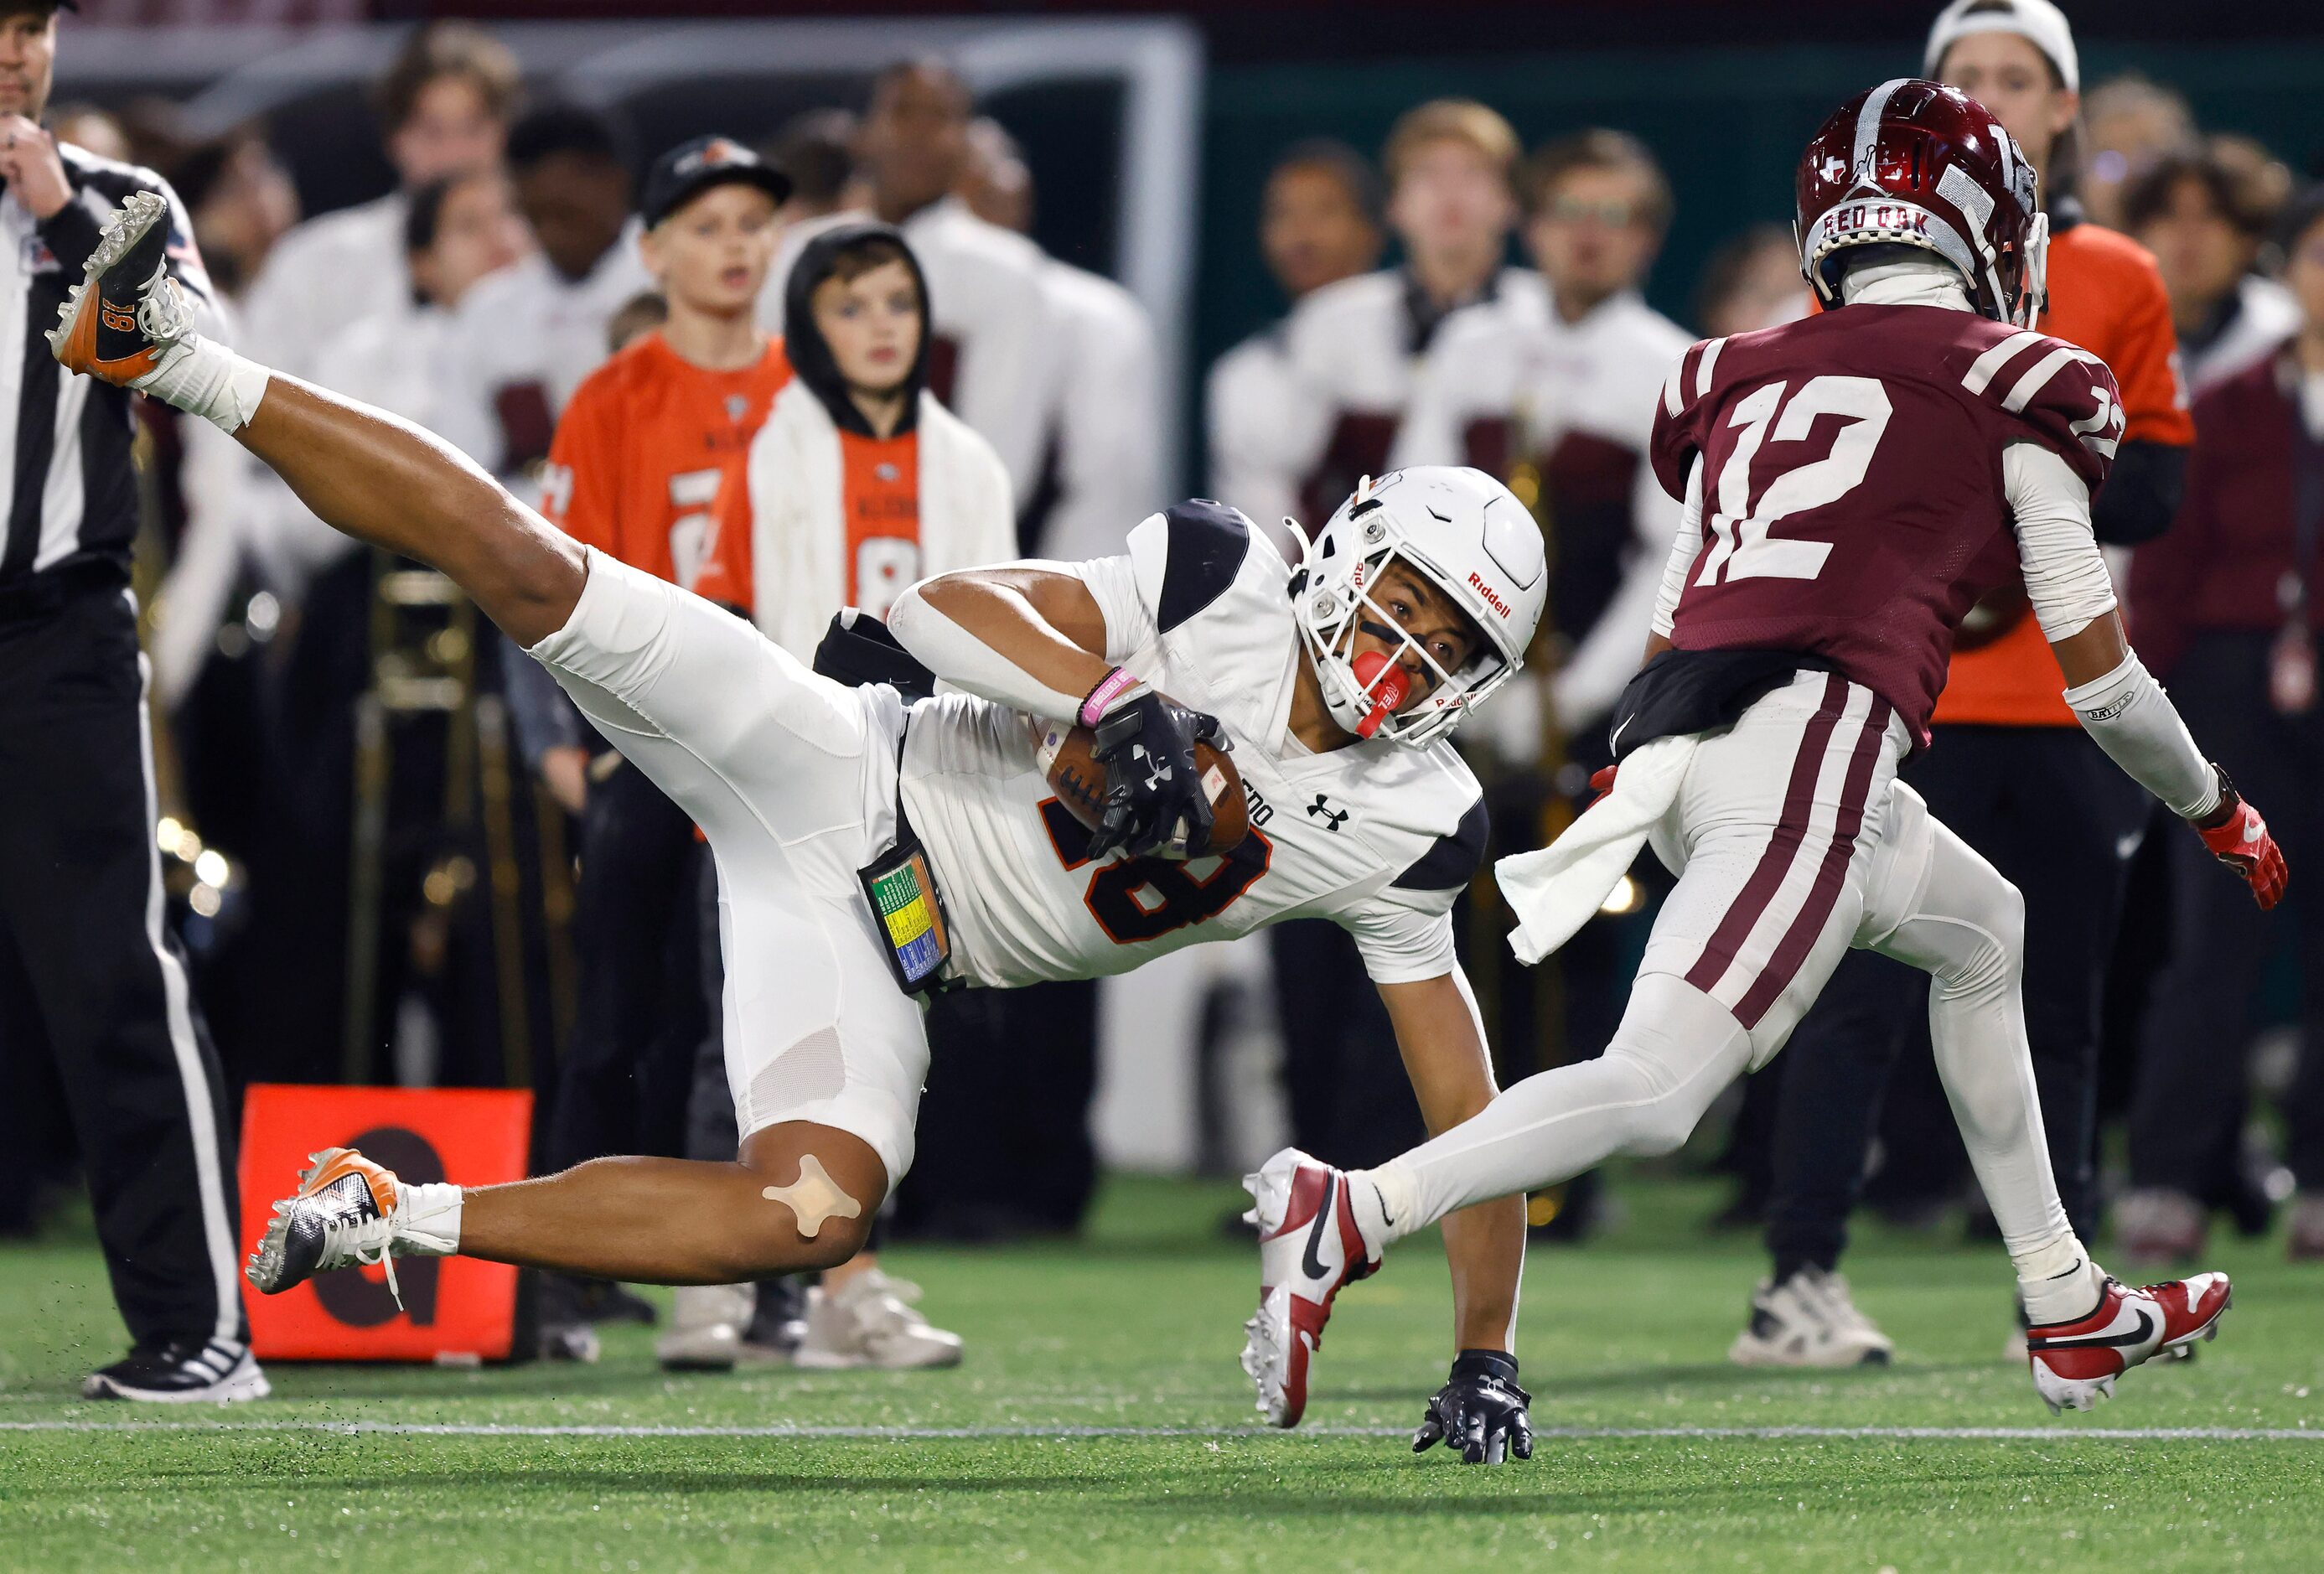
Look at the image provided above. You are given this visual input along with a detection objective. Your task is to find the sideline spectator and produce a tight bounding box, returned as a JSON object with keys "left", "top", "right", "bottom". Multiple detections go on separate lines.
{"left": 438, "top": 103, "right": 652, "bottom": 486}
{"left": 171, "top": 129, "right": 299, "bottom": 302}
{"left": 2118, "top": 186, "right": 2324, "bottom": 1265}
{"left": 1394, "top": 128, "right": 1689, "bottom": 1240}
{"left": 1279, "top": 100, "right": 1544, "bottom": 531}
{"left": 1207, "top": 139, "right": 1383, "bottom": 557}
{"left": 2127, "top": 140, "right": 2300, "bottom": 392}
{"left": 958, "top": 115, "right": 1161, "bottom": 562}
{"left": 2078, "top": 74, "right": 2194, "bottom": 236}
{"left": 762, "top": 60, "right": 1057, "bottom": 515}
{"left": 764, "top": 108, "right": 862, "bottom": 225}
{"left": 241, "top": 22, "right": 520, "bottom": 381}
{"left": 1694, "top": 222, "right": 1808, "bottom": 339}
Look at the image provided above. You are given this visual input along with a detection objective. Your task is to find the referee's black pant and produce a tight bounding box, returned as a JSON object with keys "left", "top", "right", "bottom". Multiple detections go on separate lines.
{"left": 1763, "top": 725, "right": 2146, "bottom": 1277}
{"left": 0, "top": 572, "right": 246, "bottom": 1348}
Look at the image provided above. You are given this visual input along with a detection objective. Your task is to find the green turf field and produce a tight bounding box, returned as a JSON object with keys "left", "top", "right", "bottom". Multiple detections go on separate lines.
{"left": 3, "top": 1173, "right": 2320, "bottom": 1572}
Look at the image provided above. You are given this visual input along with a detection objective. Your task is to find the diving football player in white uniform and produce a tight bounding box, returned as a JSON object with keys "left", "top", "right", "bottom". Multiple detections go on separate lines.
{"left": 52, "top": 189, "right": 1550, "bottom": 1452}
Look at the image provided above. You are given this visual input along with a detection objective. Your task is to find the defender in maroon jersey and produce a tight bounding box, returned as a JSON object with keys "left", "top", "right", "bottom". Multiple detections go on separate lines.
{"left": 1244, "top": 80, "right": 2277, "bottom": 1437}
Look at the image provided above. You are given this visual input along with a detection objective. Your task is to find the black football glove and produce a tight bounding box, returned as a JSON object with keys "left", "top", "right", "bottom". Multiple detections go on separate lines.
{"left": 1412, "top": 1349, "right": 1534, "bottom": 1466}
{"left": 1087, "top": 684, "right": 1226, "bottom": 859}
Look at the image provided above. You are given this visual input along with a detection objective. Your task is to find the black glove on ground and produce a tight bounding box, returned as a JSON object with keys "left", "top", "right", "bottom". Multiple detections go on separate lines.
{"left": 1412, "top": 1349, "right": 1534, "bottom": 1465}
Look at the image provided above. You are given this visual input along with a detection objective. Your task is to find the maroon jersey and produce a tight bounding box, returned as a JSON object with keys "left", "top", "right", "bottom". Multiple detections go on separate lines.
{"left": 1647, "top": 304, "right": 2123, "bottom": 745}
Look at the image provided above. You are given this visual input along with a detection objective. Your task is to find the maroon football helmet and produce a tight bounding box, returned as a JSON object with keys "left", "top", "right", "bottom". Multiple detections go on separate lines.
{"left": 1795, "top": 78, "right": 2048, "bottom": 326}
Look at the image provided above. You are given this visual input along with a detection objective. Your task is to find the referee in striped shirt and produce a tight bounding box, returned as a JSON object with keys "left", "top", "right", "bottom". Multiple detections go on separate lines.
{"left": 0, "top": 0, "right": 261, "bottom": 1401}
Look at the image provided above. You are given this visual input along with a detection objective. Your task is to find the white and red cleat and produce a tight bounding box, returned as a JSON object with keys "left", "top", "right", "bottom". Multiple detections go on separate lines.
{"left": 1239, "top": 1147, "right": 1379, "bottom": 1428}
{"left": 2026, "top": 1271, "right": 2232, "bottom": 1412}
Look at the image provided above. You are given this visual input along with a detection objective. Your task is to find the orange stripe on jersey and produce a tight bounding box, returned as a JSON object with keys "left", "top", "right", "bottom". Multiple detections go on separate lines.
{"left": 541, "top": 332, "right": 794, "bottom": 614}
{"left": 1933, "top": 221, "right": 2191, "bottom": 730}
{"left": 839, "top": 427, "right": 924, "bottom": 619}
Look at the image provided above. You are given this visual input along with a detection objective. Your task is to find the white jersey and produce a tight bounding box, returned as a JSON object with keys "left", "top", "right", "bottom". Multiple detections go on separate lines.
{"left": 1027, "top": 260, "right": 1162, "bottom": 562}
{"left": 1276, "top": 266, "right": 1549, "bottom": 528}
{"left": 898, "top": 501, "right": 1488, "bottom": 991}
{"left": 1394, "top": 288, "right": 1691, "bottom": 748}
{"left": 240, "top": 194, "right": 414, "bottom": 381}
{"left": 437, "top": 229, "right": 654, "bottom": 483}
{"left": 1205, "top": 323, "right": 1302, "bottom": 562}
{"left": 765, "top": 198, "right": 1058, "bottom": 510}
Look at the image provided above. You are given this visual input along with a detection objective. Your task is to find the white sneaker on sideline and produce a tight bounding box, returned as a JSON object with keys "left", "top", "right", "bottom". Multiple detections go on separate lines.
{"left": 795, "top": 1270, "right": 962, "bottom": 1370}
{"left": 1729, "top": 1266, "right": 1894, "bottom": 1368}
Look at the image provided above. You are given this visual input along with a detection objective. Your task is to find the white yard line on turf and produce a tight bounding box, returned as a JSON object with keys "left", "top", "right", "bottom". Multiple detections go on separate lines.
{"left": 2, "top": 1421, "right": 2319, "bottom": 1442}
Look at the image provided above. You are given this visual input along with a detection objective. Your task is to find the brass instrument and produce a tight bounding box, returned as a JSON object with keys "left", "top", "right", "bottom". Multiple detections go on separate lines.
{"left": 343, "top": 551, "right": 566, "bottom": 1088}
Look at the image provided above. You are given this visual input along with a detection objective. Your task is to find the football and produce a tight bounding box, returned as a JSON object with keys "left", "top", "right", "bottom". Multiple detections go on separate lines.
{"left": 1030, "top": 717, "right": 1250, "bottom": 858}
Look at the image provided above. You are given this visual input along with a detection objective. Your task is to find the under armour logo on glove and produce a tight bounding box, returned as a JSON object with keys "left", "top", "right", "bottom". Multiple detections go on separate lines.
{"left": 1307, "top": 794, "right": 1348, "bottom": 832}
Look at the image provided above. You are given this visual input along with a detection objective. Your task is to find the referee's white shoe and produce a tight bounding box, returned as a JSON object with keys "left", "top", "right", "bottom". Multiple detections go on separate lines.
{"left": 83, "top": 1338, "right": 269, "bottom": 1404}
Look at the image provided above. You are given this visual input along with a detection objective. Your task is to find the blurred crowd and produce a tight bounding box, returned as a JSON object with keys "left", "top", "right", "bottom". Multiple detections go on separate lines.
{"left": 4, "top": 12, "right": 2319, "bottom": 1339}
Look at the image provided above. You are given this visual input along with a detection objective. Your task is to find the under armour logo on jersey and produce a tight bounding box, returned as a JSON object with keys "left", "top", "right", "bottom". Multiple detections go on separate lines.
{"left": 725, "top": 394, "right": 748, "bottom": 422}
{"left": 1307, "top": 794, "right": 1348, "bottom": 832}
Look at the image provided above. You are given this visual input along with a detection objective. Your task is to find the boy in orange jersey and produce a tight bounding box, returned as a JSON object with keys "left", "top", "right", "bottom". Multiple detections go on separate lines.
{"left": 1734, "top": 0, "right": 2197, "bottom": 1370}
{"left": 527, "top": 137, "right": 795, "bottom": 1360}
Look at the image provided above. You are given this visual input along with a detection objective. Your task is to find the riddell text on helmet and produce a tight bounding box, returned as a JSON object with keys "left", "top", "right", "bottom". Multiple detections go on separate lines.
{"left": 1467, "top": 572, "right": 1513, "bottom": 619}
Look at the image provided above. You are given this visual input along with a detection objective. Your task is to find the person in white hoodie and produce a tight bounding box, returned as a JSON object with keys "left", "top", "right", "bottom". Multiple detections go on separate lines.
{"left": 759, "top": 61, "right": 1057, "bottom": 518}
{"left": 749, "top": 222, "right": 1016, "bottom": 655}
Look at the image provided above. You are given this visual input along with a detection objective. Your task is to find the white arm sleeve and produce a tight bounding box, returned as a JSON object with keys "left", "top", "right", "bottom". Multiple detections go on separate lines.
{"left": 885, "top": 556, "right": 1154, "bottom": 723}
{"left": 1649, "top": 458, "right": 1706, "bottom": 638}
{"left": 2062, "top": 653, "right": 2221, "bottom": 819}
{"left": 2006, "top": 441, "right": 2118, "bottom": 643}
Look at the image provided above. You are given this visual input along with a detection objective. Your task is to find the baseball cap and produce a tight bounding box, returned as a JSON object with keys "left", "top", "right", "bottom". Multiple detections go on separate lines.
{"left": 1924, "top": 0, "right": 2080, "bottom": 95}
{"left": 639, "top": 134, "right": 791, "bottom": 228}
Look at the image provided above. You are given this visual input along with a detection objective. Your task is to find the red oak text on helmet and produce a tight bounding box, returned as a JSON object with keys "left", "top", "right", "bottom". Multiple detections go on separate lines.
{"left": 1794, "top": 77, "right": 2048, "bottom": 327}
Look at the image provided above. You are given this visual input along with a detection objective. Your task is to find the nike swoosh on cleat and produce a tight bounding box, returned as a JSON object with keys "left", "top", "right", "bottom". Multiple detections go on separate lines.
{"left": 2031, "top": 1308, "right": 2155, "bottom": 1351}
{"left": 1301, "top": 1176, "right": 1336, "bottom": 1284}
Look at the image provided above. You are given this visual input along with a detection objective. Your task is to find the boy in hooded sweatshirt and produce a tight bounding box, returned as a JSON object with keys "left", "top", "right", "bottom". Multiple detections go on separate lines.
{"left": 748, "top": 222, "right": 1015, "bottom": 655}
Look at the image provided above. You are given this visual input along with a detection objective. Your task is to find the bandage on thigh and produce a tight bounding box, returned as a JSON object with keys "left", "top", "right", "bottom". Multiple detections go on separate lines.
{"left": 761, "top": 1152, "right": 863, "bottom": 1239}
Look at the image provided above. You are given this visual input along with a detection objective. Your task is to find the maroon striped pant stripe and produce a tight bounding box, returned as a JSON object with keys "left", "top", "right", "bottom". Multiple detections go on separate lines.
{"left": 1683, "top": 672, "right": 1850, "bottom": 998}
{"left": 1731, "top": 696, "right": 1893, "bottom": 1028}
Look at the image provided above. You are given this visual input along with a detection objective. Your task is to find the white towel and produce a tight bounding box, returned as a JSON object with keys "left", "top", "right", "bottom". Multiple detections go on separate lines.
{"left": 1496, "top": 733, "right": 1698, "bottom": 964}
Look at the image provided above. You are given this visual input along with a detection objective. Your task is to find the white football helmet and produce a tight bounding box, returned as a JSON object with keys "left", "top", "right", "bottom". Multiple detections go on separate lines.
{"left": 1290, "top": 467, "right": 1546, "bottom": 746}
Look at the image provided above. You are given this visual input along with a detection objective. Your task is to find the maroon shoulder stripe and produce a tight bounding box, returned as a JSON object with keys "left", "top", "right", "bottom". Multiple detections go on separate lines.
{"left": 1683, "top": 673, "right": 1850, "bottom": 997}
{"left": 1731, "top": 696, "right": 1893, "bottom": 1028}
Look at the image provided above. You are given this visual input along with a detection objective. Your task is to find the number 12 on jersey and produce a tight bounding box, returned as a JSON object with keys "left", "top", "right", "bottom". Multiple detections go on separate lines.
{"left": 1696, "top": 374, "right": 1892, "bottom": 587}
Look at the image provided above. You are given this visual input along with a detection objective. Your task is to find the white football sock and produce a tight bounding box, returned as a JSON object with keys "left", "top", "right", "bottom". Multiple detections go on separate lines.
{"left": 2016, "top": 1239, "right": 2104, "bottom": 1326}
{"left": 395, "top": 1181, "right": 463, "bottom": 1257}
{"left": 131, "top": 333, "right": 270, "bottom": 435}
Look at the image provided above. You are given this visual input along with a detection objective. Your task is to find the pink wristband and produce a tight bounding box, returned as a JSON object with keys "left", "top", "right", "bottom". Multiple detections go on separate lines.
{"left": 1078, "top": 667, "right": 1143, "bottom": 728}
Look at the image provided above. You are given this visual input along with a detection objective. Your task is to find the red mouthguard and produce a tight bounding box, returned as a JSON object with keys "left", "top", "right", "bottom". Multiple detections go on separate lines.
{"left": 1353, "top": 650, "right": 1410, "bottom": 738}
